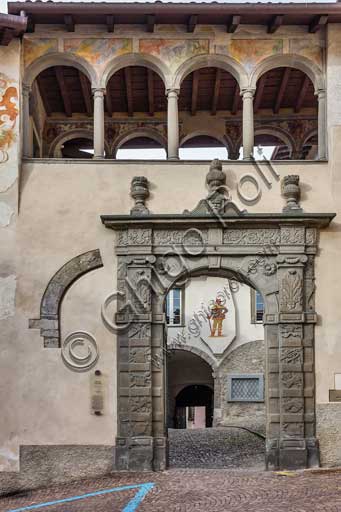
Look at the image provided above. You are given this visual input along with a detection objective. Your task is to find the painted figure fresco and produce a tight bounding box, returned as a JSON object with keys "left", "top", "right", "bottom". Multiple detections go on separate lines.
{"left": 0, "top": 73, "right": 18, "bottom": 163}
{"left": 207, "top": 297, "right": 228, "bottom": 337}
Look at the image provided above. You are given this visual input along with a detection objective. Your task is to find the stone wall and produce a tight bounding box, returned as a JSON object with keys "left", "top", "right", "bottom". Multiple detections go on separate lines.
{"left": 217, "top": 340, "right": 266, "bottom": 431}
{"left": 316, "top": 404, "right": 341, "bottom": 467}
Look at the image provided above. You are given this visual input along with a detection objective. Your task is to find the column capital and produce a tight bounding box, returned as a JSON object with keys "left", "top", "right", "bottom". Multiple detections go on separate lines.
{"left": 166, "top": 88, "right": 180, "bottom": 99}
{"left": 241, "top": 87, "right": 256, "bottom": 99}
{"left": 22, "top": 83, "right": 31, "bottom": 95}
{"left": 92, "top": 87, "right": 106, "bottom": 97}
{"left": 315, "top": 88, "right": 326, "bottom": 100}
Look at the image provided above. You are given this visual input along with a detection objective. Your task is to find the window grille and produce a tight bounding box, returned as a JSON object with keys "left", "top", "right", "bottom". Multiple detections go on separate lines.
{"left": 227, "top": 374, "right": 264, "bottom": 402}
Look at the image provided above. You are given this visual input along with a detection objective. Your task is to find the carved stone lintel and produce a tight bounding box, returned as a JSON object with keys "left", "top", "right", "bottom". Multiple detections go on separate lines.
{"left": 130, "top": 176, "right": 150, "bottom": 216}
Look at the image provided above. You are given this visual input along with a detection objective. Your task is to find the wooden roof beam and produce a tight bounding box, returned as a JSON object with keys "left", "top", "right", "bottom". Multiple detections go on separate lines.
{"left": 79, "top": 71, "right": 92, "bottom": 117}
{"left": 64, "top": 14, "right": 74, "bottom": 32}
{"left": 191, "top": 70, "right": 199, "bottom": 116}
{"left": 124, "top": 67, "right": 133, "bottom": 117}
{"left": 106, "top": 15, "right": 114, "bottom": 32}
{"left": 227, "top": 15, "right": 240, "bottom": 33}
{"left": 0, "top": 28, "right": 15, "bottom": 46}
{"left": 188, "top": 15, "right": 197, "bottom": 33}
{"left": 147, "top": 14, "right": 155, "bottom": 33}
{"left": 309, "top": 14, "right": 328, "bottom": 33}
{"left": 36, "top": 75, "right": 52, "bottom": 116}
{"left": 147, "top": 69, "right": 154, "bottom": 116}
{"left": 274, "top": 67, "right": 291, "bottom": 114}
{"left": 211, "top": 68, "right": 221, "bottom": 116}
{"left": 254, "top": 74, "right": 266, "bottom": 113}
{"left": 55, "top": 67, "right": 72, "bottom": 117}
{"left": 294, "top": 75, "right": 310, "bottom": 113}
{"left": 268, "top": 14, "right": 284, "bottom": 34}
{"left": 231, "top": 83, "right": 240, "bottom": 115}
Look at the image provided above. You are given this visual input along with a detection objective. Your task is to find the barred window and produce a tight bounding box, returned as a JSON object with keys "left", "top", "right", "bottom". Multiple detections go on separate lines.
{"left": 227, "top": 374, "right": 264, "bottom": 402}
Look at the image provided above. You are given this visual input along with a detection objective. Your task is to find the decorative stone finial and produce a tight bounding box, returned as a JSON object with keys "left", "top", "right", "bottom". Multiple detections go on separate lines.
{"left": 206, "top": 158, "right": 226, "bottom": 192}
{"left": 130, "top": 176, "right": 150, "bottom": 215}
{"left": 281, "top": 175, "right": 303, "bottom": 212}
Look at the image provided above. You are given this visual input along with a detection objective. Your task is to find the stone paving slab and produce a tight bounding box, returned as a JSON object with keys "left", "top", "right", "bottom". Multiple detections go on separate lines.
{"left": 168, "top": 427, "right": 265, "bottom": 469}
{"left": 1, "top": 469, "right": 341, "bottom": 512}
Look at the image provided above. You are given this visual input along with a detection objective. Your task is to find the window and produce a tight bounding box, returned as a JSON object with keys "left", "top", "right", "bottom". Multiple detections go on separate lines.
{"left": 251, "top": 289, "right": 264, "bottom": 323}
{"left": 227, "top": 374, "right": 264, "bottom": 402}
{"left": 166, "top": 288, "right": 183, "bottom": 325}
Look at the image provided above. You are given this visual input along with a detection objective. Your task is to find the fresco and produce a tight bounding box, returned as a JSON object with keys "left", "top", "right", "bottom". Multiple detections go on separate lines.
{"left": 64, "top": 38, "right": 132, "bottom": 65}
{"left": 289, "top": 39, "right": 323, "bottom": 68}
{"left": 24, "top": 38, "right": 58, "bottom": 67}
{"left": 207, "top": 297, "right": 228, "bottom": 337}
{"left": 215, "top": 39, "right": 283, "bottom": 71}
{"left": 0, "top": 73, "right": 18, "bottom": 164}
{"left": 139, "top": 39, "right": 209, "bottom": 68}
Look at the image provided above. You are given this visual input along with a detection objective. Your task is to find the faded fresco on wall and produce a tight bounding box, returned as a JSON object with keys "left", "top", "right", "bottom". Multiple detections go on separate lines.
{"left": 215, "top": 39, "right": 283, "bottom": 71}
{"left": 139, "top": 39, "right": 209, "bottom": 67}
{"left": 0, "top": 73, "right": 18, "bottom": 164}
{"left": 64, "top": 38, "right": 132, "bottom": 65}
{"left": 24, "top": 38, "right": 58, "bottom": 67}
{"left": 289, "top": 39, "right": 323, "bottom": 68}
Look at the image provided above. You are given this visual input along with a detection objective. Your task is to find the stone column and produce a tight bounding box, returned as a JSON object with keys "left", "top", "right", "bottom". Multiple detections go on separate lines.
{"left": 241, "top": 88, "right": 255, "bottom": 160}
{"left": 22, "top": 84, "right": 32, "bottom": 158}
{"left": 93, "top": 88, "right": 105, "bottom": 159}
{"left": 317, "top": 89, "right": 327, "bottom": 160}
{"left": 167, "top": 88, "right": 180, "bottom": 160}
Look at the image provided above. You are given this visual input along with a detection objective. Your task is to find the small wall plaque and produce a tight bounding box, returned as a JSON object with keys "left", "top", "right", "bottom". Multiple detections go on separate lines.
{"left": 90, "top": 370, "right": 105, "bottom": 415}
{"left": 329, "top": 390, "right": 341, "bottom": 402}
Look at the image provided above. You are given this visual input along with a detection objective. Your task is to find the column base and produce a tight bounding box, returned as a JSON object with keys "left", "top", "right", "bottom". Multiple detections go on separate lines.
{"left": 266, "top": 438, "right": 320, "bottom": 470}
{"left": 167, "top": 156, "right": 179, "bottom": 161}
{"left": 93, "top": 156, "right": 106, "bottom": 160}
{"left": 115, "top": 436, "right": 168, "bottom": 471}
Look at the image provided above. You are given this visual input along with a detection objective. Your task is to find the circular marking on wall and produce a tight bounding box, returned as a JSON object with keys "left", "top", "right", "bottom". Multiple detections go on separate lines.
{"left": 183, "top": 228, "right": 206, "bottom": 256}
{"left": 237, "top": 174, "right": 262, "bottom": 205}
{"left": 61, "top": 331, "right": 99, "bottom": 372}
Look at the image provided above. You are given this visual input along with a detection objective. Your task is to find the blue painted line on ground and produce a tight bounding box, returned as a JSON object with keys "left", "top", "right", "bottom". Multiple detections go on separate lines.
{"left": 6, "top": 482, "right": 155, "bottom": 512}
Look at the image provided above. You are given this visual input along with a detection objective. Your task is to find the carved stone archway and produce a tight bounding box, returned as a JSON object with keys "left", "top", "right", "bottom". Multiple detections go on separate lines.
{"left": 101, "top": 162, "right": 334, "bottom": 473}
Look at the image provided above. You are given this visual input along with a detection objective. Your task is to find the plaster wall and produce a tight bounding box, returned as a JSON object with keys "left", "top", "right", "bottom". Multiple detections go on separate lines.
{"left": 0, "top": 155, "right": 340, "bottom": 471}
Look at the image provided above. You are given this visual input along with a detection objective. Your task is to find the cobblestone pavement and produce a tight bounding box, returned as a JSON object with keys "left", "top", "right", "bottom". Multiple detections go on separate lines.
{"left": 2, "top": 468, "right": 341, "bottom": 512}
{"left": 168, "top": 427, "right": 265, "bottom": 469}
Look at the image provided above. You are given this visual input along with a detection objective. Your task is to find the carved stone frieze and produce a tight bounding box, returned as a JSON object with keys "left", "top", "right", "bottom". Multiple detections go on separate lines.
{"left": 280, "top": 324, "right": 303, "bottom": 340}
{"left": 280, "top": 226, "right": 305, "bottom": 245}
{"left": 153, "top": 228, "right": 208, "bottom": 246}
{"left": 223, "top": 228, "right": 280, "bottom": 246}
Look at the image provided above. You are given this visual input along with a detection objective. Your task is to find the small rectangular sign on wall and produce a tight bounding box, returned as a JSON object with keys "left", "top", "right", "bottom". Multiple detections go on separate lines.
{"left": 90, "top": 371, "right": 105, "bottom": 415}
{"left": 329, "top": 389, "right": 341, "bottom": 402}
